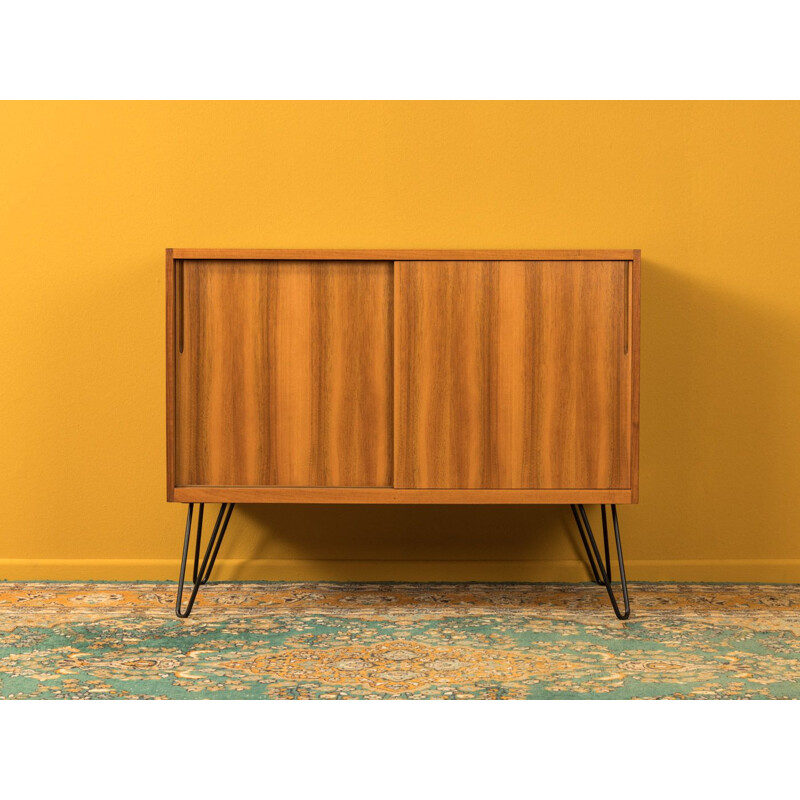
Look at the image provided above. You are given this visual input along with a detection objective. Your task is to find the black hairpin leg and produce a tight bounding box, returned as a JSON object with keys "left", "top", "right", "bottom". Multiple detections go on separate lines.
{"left": 570, "top": 503, "right": 630, "bottom": 620}
{"left": 176, "top": 502, "right": 236, "bottom": 618}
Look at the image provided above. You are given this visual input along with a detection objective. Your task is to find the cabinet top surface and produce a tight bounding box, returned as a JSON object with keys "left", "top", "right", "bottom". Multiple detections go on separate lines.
{"left": 169, "top": 248, "right": 640, "bottom": 261}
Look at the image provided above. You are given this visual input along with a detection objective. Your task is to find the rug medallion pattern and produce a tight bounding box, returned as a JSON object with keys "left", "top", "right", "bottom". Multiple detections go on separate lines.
{"left": 1, "top": 582, "right": 799, "bottom": 699}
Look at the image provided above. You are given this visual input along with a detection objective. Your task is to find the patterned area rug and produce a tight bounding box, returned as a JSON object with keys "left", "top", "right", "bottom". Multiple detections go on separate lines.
{"left": 1, "top": 582, "right": 799, "bottom": 699}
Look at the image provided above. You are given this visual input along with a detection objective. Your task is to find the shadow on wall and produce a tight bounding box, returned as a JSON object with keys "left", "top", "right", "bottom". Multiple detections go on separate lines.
{"left": 227, "top": 503, "right": 590, "bottom": 581}
{"left": 637, "top": 258, "right": 800, "bottom": 564}
{"left": 206, "top": 257, "right": 800, "bottom": 581}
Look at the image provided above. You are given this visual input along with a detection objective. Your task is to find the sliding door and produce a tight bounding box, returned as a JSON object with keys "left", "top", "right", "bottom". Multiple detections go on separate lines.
{"left": 175, "top": 259, "right": 393, "bottom": 487}
{"left": 394, "top": 260, "right": 631, "bottom": 489}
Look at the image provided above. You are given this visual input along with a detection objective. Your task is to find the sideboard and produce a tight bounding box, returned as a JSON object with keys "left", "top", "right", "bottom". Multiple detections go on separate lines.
{"left": 167, "top": 249, "right": 640, "bottom": 618}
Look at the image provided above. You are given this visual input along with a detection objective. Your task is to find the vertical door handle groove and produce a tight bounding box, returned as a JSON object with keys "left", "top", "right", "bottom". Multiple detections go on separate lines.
{"left": 177, "top": 260, "right": 184, "bottom": 354}
{"left": 624, "top": 260, "right": 630, "bottom": 355}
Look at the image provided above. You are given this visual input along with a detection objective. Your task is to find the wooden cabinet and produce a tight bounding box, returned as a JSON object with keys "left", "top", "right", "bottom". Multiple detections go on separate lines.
{"left": 168, "top": 249, "right": 640, "bottom": 619}
{"left": 167, "top": 250, "right": 639, "bottom": 505}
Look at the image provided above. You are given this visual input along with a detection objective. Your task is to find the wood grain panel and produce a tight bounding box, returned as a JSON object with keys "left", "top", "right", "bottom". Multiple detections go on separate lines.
{"left": 395, "top": 261, "right": 631, "bottom": 489}
{"left": 175, "top": 260, "right": 392, "bottom": 487}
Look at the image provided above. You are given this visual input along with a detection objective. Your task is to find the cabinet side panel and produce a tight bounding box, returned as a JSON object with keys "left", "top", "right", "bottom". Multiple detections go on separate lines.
{"left": 176, "top": 260, "right": 392, "bottom": 487}
{"left": 630, "top": 252, "right": 641, "bottom": 502}
{"left": 165, "top": 249, "right": 176, "bottom": 501}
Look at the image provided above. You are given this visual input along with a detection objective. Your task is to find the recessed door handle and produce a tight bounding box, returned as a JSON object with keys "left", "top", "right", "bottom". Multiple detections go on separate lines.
{"left": 177, "top": 260, "right": 184, "bottom": 354}
{"left": 624, "top": 260, "right": 630, "bottom": 355}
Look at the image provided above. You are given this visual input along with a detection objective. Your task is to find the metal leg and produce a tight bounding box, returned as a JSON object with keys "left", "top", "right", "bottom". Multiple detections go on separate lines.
{"left": 200, "top": 503, "right": 235, "bottom": 585}
{"left": 176, "top": 502, "right": 236, "bottom": 618}
{"left": 570, "top": 504, "right": 602, "bottom": 585}
{"left": 601, "top": 505, "right": 612, "bottom": 583}
{"left": 572, "top": 504, "right": 630, "bottom": 620}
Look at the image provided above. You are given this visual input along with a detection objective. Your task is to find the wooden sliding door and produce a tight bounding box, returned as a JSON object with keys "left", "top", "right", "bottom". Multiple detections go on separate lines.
{"left": 394, "top": 260, "right": 631, "bottom": 489}
{"left": 175, "top": 260, "right": 393, "bottom": 487}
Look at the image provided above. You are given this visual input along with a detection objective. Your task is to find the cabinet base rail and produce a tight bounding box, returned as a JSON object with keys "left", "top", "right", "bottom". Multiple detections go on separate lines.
{"left": 174, "top": 502, "right": 630, "bottom": 619}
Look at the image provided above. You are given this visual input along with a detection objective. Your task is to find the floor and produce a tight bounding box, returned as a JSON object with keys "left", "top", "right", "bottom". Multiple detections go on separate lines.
{"left": 1, "top": 582, "right": 799, "bottom": 699}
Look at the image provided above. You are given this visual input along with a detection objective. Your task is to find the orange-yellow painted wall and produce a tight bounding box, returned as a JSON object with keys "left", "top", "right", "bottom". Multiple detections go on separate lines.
{"left": 2, "top": 101, "right": 800, "bottom": 582}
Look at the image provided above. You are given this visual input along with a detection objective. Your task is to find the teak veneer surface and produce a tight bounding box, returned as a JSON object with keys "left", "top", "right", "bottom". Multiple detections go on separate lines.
{"left": 395, "top": 261, "right": 630, "bottom": 489}
{"left": 175, "top": 260, "right": 393, "bottom": 488}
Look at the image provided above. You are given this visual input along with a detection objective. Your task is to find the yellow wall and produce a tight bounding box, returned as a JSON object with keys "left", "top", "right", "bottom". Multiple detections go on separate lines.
{"left": 2, "top": 101, "right": 800, "bottom": 582}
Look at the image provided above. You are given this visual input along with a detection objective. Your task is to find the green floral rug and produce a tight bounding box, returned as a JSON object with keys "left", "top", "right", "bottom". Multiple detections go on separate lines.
{"left": 1, "top": 582, "right": 799, "bottom": 699}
